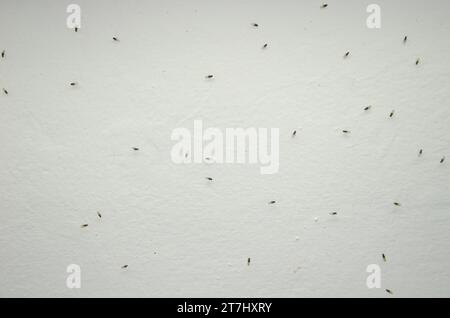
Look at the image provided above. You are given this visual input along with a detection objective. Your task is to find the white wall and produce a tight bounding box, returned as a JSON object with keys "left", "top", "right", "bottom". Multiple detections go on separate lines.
{"left": 0, "top": 0, "right": 449, "bottom": 297}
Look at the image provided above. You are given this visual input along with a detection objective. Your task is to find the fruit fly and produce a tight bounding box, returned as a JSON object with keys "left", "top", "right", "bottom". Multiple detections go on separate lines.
{"left": 121, "top": 265, "right": 128, "bottom": 269}
{"left": 364, "top": 106, "right": 372, "bottom": 111}
{"left": 1, "top": 50, "right": 5, "bottom": 58}
{"left": 382, "top": 254, "right": 386, "bottom": 262}
{"left": 113, "top": 37, "right": 119, "bottom": 41}
{"left": 418, "top": 149, "right": 423, "bottom": 156}
{"left": 205, "top": 74, "right": 213, "bottom": 79}
{"left": 394, "top": 202, "right": 401, "bottom": 206}
{"left": 252, "top": 23, "right": 259, "bottom": 27}
{"left": 292, "top": 130, "right": 297, "bottom": 137}
{"left": 344, "top": 51, "right": 350, "bottom": 58}
{"left": 81, "top": 224, "right": 89, "bottom": 228}
{"left": 268, "top": 201, "right": 276, "bottom": 204}
{"left": 342, "top": 130, "right": 350, "bottom": 134}
{"left": 3, "top": 88, "right": 8, "bottom": 95}
{"left": 403, "top": 36, "right": 408, "bottom": 43}
{"left": 247, "top": 258, "right": 251, "bottom": 266}
{"left": 206, "top": 177, "right": 213, "bottom": 181}
{"left": 416, "top": 58, "right": 420, "bottom": 65}
{"left": 441, "top": 156, "right": 446, "bottom": 163}
{"left": 97, "top": 211, "right": 102, "bottom": 218}
{"left": 262, "top": 43, "right": 268, "bottom": 49}
{"left": 132, "top": 147, "right": 139, "bottom": 151}
{"left": 385, "top": 289, "right": 393, "bottom": 295}
{"left": 389, "top": 110, "right": 395, "bottom": 118}
{"left": 329, "top": 212, "right": 338, "bottom": 215}
{"left": 70, "top": 82, "right": 77, "bottom": 86}
{"left": 321, "top": 4, "right": 328, "bottom": 8}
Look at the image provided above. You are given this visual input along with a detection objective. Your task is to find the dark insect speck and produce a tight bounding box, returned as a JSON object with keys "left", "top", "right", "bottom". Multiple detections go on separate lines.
{"left": 394, "top": 202, "right": 401, "bottom": 206}
{"left": 3, "top": 88, "right": 8, "bottom": 95}
{"left": 247, "top": 258, "right": 251, "bottom": 265}
{"left": 268, "top": 200, "right": 276, "bottom": 205}
{"left": 97, "top": 211, "right": 102, "bottom": 218}
{"left": 113, "top": 37, "right": 119, "bottom": 41}
{"left": 81, "top": 224, "right": 89, "bottom": 228}
{"left": 206, "top": 177, "right": 213, "bottom": 181}
{"left": 121, "top": 265, "right": 128, "bottom": 269}
{"left": 416, "top": 58, "right": 420, "bottom": 65}
{"left": 389, "top": 110, "right": 395, "bottom": 118}
{"left": 382, "top": 253, "right": 386, "bottom": 262}
{"left": 262, "top": 43, "right": 268, "bottom": 49}
{"left": 440, "top": 156, "right": 446, "bottom": 163}
{"left": 344, "top": 51, "right": 350, "bottom": 58}
{"left": 385, "top": 289, "right": 393, "bottom": 295}
{"left": 403, "top": 36, "right": 408, "bottom": 43}
{"left": 205, "top": 74, "right": 214, "bottom": 79}
{"left": 292, "top": 130, "right": 297, "bottom": 137}
{"left": 342, "top": 130, "right": 350, "bottom": 134}
{"left": 133, "top": 147, "right": 139, "bottom": 151}
{"left": 418, "top": 149, "right": 423, "bottom": 156}
{"left": 252, "top": 23, "right": 259, "bottom": 27}
{"left": 1, "top": 50, "right": 5, "bottom": 58}
{"left": 329, "top": 212, "right": 338, "bottom": 215}
{"left": 75, "top": 27, "right": 78, "bottom": 32}
{"left": 321, "top": 4, "right": 328, "bottom": 8}
{"left": 364, "top": 105, "right": 372, "bottom": 111}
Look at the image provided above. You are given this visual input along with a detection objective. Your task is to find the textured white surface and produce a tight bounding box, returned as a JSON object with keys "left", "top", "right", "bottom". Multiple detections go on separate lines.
{"left": 0, "top": 0, "right": 449, "bottom": 297}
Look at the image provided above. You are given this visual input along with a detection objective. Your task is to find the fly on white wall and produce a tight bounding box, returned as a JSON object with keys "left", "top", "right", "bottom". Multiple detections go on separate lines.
{"left": 0, "top": 0, "right": 449, "bottom": 297}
